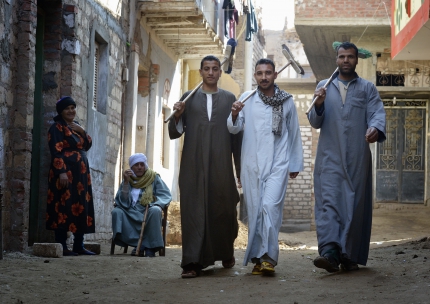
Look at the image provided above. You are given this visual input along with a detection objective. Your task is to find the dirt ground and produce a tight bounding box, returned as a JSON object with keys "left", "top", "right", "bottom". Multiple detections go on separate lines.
{"left": 1, "top": 203, "right": 430, "bottom": 304}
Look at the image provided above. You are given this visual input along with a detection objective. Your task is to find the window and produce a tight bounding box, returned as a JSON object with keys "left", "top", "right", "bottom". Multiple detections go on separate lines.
{"left": 92, "top": 32, "right": 108, "bottom": 114}
{"left": 93, "top": 42, "right": 99, "bottom": 109}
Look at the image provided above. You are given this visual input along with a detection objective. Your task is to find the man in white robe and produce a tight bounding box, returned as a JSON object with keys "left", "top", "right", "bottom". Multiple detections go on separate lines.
{"left": 228, "top": 58, "right": 304, "bottom": 274}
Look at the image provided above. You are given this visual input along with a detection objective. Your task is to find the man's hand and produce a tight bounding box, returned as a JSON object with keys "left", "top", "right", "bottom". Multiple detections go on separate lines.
{"left": 123, "top": 169, "right": 135, "bottom": 183}
{"left": 236, "top": 177, "right": 242, "bottom": 189}
{"left": 231, "top": 101, "right": 244, "bottom": 123}
{"left": 365, "top": 127, "right": 378, "bottom": 143}
{"left": 313, "top": 87, "right": 326, "bottom": 108}
{"left": 289, "top": 172, "right": 299, "bottom": 179}
{"left": 173, "top": 101, "right": 185, "bottom": 123}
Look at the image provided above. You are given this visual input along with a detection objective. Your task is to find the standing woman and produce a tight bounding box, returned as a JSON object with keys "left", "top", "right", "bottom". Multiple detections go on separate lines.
{"left": 46, "top": 96, "right": 96, "bottom": 255}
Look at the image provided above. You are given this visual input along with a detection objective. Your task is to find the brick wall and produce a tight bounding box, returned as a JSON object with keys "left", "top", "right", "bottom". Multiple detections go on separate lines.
{"left": 0, "top": 0, "right": 130, "bottom": 250}
{"left": 0, "top": 0, "right": 15, "bottom": 248}
{"left": 296, "top": 0, "right": 392, "bottom": 18}
{"left": 3, "top": 0, "right": 38, "bottom": 251}
{"left": 70, "top": 0, "right": 129, "bottom": 241}
{"left": 283, "top": 126, "right": 313, "bottom": 224}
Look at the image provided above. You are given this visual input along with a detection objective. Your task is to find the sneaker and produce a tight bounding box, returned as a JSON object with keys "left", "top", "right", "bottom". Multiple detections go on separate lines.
{"left": 313, "top": 255, "right": 340, "bottom": 273}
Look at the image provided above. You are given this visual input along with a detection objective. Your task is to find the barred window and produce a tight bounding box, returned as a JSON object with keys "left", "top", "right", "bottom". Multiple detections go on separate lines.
{"left": 93, "top": 42, "right": 99, "bottom": 109}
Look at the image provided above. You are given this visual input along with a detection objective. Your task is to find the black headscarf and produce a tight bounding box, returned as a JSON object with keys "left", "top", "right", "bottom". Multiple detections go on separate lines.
{"left": 54, "top": 96, "right": 76, "bottom": 122}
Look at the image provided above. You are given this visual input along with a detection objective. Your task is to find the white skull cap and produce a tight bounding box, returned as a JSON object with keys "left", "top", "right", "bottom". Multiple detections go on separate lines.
{"left": 129, "top": 153, "right": 148, "bottom": 169}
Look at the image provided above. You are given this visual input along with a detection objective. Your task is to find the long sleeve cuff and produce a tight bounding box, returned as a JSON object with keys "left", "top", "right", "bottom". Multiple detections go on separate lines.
{"left": 175, "top": 118, "right": 184, "bottom": 133}
{"left": 315, "top": 104, "right": 325, "bottom": 116}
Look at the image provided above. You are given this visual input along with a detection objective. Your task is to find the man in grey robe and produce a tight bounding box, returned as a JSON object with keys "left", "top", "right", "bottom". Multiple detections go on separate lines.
{"left": 112, "top": 153, "right": 171, "bottom": 257}
{"left": 308, "top": 42, "right": 386, "bottom": 273}
{"left": 168, "top": 55, "right": 241, "bottom": 278}
{"left": 228, "top": 58, "right": 303, "bottom": 274}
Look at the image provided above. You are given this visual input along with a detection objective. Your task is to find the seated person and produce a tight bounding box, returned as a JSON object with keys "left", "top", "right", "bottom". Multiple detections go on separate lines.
{"left": 112, "top": 153, "right": 171, "bottom": 257}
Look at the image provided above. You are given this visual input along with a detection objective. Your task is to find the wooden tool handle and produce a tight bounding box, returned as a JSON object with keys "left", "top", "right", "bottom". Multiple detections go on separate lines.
{"left": 240, "top": 88, "right": 258, "bottom": 104}
{"left": 164, "top": 56, "right": 231, "bottom": 123}
{"left": 164, "top": 81, "right": 203, "bottom": 123}
{"left": 136, "top": 204, "right": 149, "bottom": 256}
{"left": 305, "top": 67, "right": 339, "bottom": 114}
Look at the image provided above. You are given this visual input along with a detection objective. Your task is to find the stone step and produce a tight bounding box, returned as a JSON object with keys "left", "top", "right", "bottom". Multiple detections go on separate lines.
{"left": 33, "top": 243, "right": 63, "bottom": 258}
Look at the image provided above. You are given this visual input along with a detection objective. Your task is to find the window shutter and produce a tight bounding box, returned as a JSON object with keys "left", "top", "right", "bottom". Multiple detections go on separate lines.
{"left": 93, "top": 42, "right": 99, "bottom": 109}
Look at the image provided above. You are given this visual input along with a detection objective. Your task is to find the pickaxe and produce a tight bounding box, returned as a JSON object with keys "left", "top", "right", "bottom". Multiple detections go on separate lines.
{"left": 237, "top": 44, "right": 304, "bottom": 104}
{"left": 305, "top": 42, "right": 372, "bottom": 114}
{"left": 164, "top": 38, "right": 237, "bottom": 123}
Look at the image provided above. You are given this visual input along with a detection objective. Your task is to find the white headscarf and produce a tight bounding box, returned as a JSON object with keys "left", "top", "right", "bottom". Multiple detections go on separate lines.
{"left": 129, "top": 153, "right": 148, "bottom": 169}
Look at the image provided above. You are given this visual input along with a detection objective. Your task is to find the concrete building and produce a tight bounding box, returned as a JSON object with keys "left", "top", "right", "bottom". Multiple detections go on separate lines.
{"left": 137, "top": 0, "right": 265, "bottom": 203}
{"left": 294, "top": 0, "right": 430, "bottom": 208}
{"left": 0, "top": 0, "right": 265, "bottom": 252}
{"left": 0, "top": 0, "right": 135, "bottom": 251}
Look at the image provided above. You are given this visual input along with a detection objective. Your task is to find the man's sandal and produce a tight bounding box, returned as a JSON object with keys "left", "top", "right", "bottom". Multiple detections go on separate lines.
{"left": 260, "top": 261, "right": 275, "bottom": 273}
{"left": 251, "top": 263, "right": 262, "bottom": 275}
{"left": 222, "top": 256, "right": 235, "bottom": 269}
{"left": 181, "top": 269, "right": 198, "bottom": 278}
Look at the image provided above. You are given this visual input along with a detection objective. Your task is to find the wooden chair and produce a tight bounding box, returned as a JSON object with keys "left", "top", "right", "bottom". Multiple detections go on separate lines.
{"left": 110, "top": 205, "right": 168, "bottom": 256}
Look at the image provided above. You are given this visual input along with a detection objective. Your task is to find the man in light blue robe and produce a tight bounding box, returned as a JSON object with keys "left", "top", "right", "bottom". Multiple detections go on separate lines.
{"left": 228, "top": 58, "right": 304, "bottom": 274}
{"left": 308, "top": 42, "right": 386, "bottom": 272}
{"left": 112, "top": 153, "right": 171, "bottom": 257}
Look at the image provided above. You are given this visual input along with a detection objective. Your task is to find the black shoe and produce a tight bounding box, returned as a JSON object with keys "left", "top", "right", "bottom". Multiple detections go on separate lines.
{"left": 340, "top": 260, "right": 359, "bottom": 271}
{"left": 73, "top": 248, "right": 96, "bottom": 255}
{"left": 131, "top": 247, "right": 145, "bottom": 257}
{"left": 63, "top": 249, "right": 79, "bottom": 256}
{"left": 145, "top": 248, "right": 156, "bottom": 257}
{"left": 313, "top": 255, "right": 340, "bottom": 273}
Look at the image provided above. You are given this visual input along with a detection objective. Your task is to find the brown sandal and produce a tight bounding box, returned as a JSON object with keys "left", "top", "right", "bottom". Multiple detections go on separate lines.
{"left": 222, "top": 256, "right": 236, "bottom": 269}
{"left": 181, "top": 269, "right": 197, "bottom": 278}
{"left": 252, "top": 263, "right": 262, "bottom": 275}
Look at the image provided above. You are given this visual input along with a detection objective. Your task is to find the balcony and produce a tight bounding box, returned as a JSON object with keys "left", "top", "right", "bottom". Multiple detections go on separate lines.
{"left": 138, "top": 0, "right": 224, "bottom": 60}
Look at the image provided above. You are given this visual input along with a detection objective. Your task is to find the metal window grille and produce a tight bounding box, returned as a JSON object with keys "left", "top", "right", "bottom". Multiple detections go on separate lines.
{"left": 93, "top": 42, "right": 99, "bottom": 109}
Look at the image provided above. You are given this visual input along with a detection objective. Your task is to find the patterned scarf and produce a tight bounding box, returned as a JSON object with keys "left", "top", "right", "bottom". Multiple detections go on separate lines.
{"left": 257, "top": 84, "right": 292, "bottom": 135}
{"left": 130, "top": 168, "right": 157, "bottom": 206}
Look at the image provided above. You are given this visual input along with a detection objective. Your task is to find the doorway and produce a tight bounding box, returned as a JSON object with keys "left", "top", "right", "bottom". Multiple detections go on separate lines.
{"left": 376, "top": 99, "right": 427, "bottom": 203}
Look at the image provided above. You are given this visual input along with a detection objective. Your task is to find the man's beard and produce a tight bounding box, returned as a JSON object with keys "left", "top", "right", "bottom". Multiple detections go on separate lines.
{"left": 339, "top": 67, "right": 355, "bottom": 77}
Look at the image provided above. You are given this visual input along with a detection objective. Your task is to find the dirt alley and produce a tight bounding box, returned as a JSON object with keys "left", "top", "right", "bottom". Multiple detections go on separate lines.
{"left": 0, "top": 203, "right": 429, "bottom": 304}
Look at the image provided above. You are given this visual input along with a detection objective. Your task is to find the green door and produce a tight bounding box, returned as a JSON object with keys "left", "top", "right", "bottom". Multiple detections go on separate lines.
{"left": 28, "top": 10, "right": 45, "bottom": 245}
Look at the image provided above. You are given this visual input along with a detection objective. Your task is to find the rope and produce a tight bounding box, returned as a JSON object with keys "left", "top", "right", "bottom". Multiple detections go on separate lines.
{"left": 356, "top": 1, "right": 385, "bottom": 45}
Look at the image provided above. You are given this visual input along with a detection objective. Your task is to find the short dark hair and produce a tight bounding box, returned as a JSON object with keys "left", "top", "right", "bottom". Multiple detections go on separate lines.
{"left": 200, "top": 55, "right": 221, "bottom": 69}
{"left": 336, "top": 42, "right": 358, "bottom": 58}
{"left": 255, "top": 58, "right": 275, "bottom": 71}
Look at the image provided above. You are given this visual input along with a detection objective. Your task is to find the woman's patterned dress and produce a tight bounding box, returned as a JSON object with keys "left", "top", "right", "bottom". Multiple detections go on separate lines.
{"left": 46, "top": 118, "right": 95, "bottom": 234}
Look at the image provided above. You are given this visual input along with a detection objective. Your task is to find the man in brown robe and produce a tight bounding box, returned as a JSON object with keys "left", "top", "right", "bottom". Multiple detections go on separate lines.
{"left": 169, "top": 55, "right": 241, "bottom": 278}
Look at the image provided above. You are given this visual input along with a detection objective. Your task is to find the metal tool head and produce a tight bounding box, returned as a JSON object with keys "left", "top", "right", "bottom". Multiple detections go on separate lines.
{"left": 223, "top": 38, "right": 237, "bottom": 74}
{"left": 282, "top": 44, "right": 305, "bottom": 75}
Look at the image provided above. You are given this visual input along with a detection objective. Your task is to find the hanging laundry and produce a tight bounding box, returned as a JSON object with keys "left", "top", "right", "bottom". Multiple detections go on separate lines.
{"left": 245, "top": 0, "right": 257, "bottom": 41}
{"left": 223, "top": 0, "right": 239, "bottom": 39}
